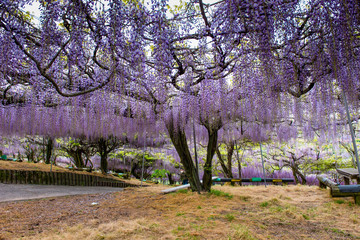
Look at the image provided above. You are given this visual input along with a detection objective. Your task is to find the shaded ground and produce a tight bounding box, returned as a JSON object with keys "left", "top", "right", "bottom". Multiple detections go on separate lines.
{"left": 0, "top": 183, "right": 123, "bottom": 202}
{"left": 1, "top": 184, "right": 360, "bottom": 240}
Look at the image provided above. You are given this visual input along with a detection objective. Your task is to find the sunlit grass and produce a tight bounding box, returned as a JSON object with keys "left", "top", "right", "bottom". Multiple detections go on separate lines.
{"left": 208, "top": 189, "right": 233, "bottom": 199}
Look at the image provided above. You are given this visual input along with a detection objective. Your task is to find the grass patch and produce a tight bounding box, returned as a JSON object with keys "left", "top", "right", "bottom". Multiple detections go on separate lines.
{"left": 208, "top": 189, "right": 233, "bottom": 199}
{"left": 239, "top": 195, "right": 251, "bottom": 201}
{"left": 176, "top": 212, "right": 185, "bottom": 216}
{"left": 330, "top": 228, "right": 345, "bottom": 234}
{"left": 177, "top": 189, "right": 188, "bottom": 194}
{"left": 149, "top": 223, "right": 159, "bottom": 229}
{"left": 225, "top": 214, "right": 235, "bottom": 222}
{"left": 334, "top": 199, "right": 345, "bottom": 204}
{"left": 177, "top": 226, "right": 185, "bottom": 231}
{"left": 270, "top": 206, "right": 283, "bottom": 213}
{"left": 183, "top": 232, "right": 201, "bottom": 240}
{"left": 191, "top": 223, "right": 204, "bottom": 231}
{"left": 350, "top": 214, "right": 359, "bottom": 224}
{"left": 229, "top": 224, "right": 258, "bottom": 240}
{"left": 325, "top": 227, "right": 359, "bottom": 239}
{"left": 172, "top": 225, "right": 186, "bottom": 234}
{"left": 270, "top": 198, "right": 280, "bottom": 204}
{"left": 95, "top": 234, "right": 105, "bottom": 240}
{"left": 207, "top": 214, "right": 217, "bottom": 220}
{"left": 261, "top": 198, "right": 281, "bottom": 209}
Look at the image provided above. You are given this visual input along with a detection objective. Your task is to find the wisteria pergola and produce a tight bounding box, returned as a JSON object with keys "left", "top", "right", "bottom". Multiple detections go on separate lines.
{"left": 1, "top": 0, "right": 360, "bottom": 192}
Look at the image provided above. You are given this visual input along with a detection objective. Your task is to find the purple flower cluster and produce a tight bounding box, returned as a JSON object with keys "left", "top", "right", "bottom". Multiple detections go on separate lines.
{"left": 1, "top": 0, "right": 360, "bottom": 191}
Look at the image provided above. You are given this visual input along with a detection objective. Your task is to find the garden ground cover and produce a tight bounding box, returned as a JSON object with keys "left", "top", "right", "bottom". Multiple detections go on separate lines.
{"left": 0, "top": 160, "right": 71, "bottom": 172}
{"left": 1, "top": 182, "right": 360, "bottom": 239}
{"left": 0, "top": 161, "right": 143, "bottom": 184}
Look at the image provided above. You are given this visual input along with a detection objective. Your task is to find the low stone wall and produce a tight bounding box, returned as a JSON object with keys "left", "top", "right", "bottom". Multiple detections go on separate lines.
{"left": 0, "top": 169, "right": 137, "bottom": 188}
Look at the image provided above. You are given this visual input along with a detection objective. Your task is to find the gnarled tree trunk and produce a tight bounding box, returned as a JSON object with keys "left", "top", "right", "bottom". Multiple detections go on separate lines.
{"left": 69, "top": 150, "right": 85, "bottom": 168}
{"left": 226, "top": 142, "right": 234, "bottom": 178}
{"left": 98, "top": 138, "right": 109, "bottom": 174}
{"left": 165, "top": 115, "right": 202, "bottom": 192}
{"left": 216, "top": 141, "right": 235, "bottom": 179}
{"left": 45, "top": 137, "right": 53, "bottom": 164}
{"left": 291, "top": 165, "right": 307, "bottom": 185}
{"left": 96, "top": 136, "right": 121, "bottom": 175}
{"left": 202, "top": 129, "right": 219, "bottom": 192}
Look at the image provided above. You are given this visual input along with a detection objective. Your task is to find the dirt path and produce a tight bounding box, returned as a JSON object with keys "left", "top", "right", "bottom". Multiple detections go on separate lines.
{"left": 0, "top": 191, "right": 123, "bottom": 239}
{"left": 0, "top": 183, "right": 123, "bottom": 202}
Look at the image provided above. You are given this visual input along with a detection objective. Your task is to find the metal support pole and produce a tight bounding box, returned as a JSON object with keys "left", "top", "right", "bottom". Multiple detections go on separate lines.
{"left": 259, "top": 141, "right": 267, "bottom": 187}
{"left": 342, "top": 91, "right": 360, "bottom": 175}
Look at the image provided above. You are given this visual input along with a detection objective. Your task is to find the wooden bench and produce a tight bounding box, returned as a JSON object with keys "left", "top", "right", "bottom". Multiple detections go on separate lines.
{"left": 336, "top": 168, "right": 360, "bottom": 185}
{"left": 1, "top": 155, "right": 21, "bottom": 162}
{"left": 213, "top": 178, "right": 294, "bottom": 185}
{"left": 67, "top": 166, "right": 92, "bottom": 172}
{"left": 317, "top": 176, "right": 360, "bottom": 205}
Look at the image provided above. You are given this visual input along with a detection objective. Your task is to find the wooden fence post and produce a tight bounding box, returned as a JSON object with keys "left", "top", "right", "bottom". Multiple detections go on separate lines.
{"left": 355, "top": 196, "right": 360, "bottom": 205}
{"left": 0, "top": 169, "right": 128, "bottom": 188}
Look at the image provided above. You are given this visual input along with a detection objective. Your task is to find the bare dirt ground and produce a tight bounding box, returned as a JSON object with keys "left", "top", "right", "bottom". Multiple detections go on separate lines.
{"left": 1, "top": 183, "right": 360, "bottom": 240}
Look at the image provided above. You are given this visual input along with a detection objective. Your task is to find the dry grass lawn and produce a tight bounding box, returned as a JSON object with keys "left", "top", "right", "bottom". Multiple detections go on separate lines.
{"left": 0, "top": 160, "right": 70, "bottom": 172}
{"left": 1, "top": 182, "right": 360, "bottom": 240}
{"left": 0, "top": 161, "right": 144, "bottom": 184}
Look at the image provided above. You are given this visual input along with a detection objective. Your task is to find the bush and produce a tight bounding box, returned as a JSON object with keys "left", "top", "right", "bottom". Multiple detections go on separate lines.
{"left": 151, "top": 169, "right": 170, "bottom": 181}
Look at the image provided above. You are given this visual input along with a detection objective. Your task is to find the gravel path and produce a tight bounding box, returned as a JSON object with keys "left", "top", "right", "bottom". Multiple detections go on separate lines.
{"left": 0, "top": 183, "right": 123, "bottom": 202}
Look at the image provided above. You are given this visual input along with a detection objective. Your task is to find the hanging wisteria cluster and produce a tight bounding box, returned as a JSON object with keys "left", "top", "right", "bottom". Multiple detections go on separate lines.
{"left": 1, "top": 0, "right": 360, "bottom": 191}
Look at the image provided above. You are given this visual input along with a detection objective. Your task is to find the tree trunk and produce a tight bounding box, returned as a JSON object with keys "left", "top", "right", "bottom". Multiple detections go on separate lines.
{"left": 291, "top": 165, "right": 307, "bottom": 185}
{"left": 27, "top": 150, "right": 35, "bottom": 163}
{"left": 70, "top": 150, "right": 85, "bottom": 168}
{"left": 290, "top": 155, "right": 307, "bottom": 185}
{"left": 131, "top": 162, "right": 139, "bottom": 178}
{"left": 202, "top": 129, "right": 218, "bottom": 192}
{"left": 167, "top": 172, "right": 174, "bottom": 185}
{"left": 216, "top": 147, "right": 232, "bottom": 178}
{"left": 291, "top": 167, "right": 300, "bottom": 184}
{"left": 295, "top": 167, "right": 307, "bottom": 185}
{"left": 165, "top": 116, "right": 202, "bottom": 192}
{"left": 237, "top": 159, "right": 242, "bottom": 185}
{"left": 98, "top": 138, "right": 108, "bottom": 174}
{"left": 45, "top": 138, "right": 53, "bottom": 164}
{"left": 226, "top": 142, "right": 234, "bottom": 179}
{"left": 100, "top": 153, "right": 108, "bottom": 174}
{"left": 236, "top": 143, "right": 242, "bottom": 183}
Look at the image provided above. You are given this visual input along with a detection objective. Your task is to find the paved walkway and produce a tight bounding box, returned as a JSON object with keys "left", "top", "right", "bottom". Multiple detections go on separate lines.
{"left": 0, "top": 183, "right": 123, "bottom": 202}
